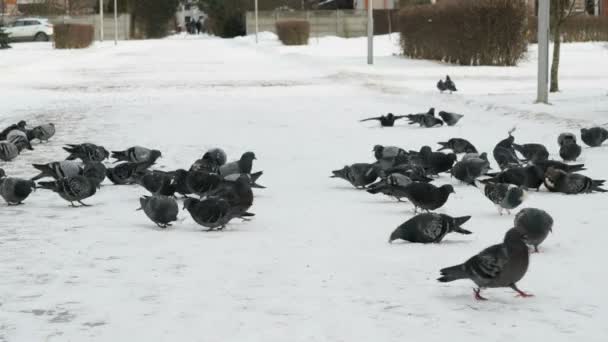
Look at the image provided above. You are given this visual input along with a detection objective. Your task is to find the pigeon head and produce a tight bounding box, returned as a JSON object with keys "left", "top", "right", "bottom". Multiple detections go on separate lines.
{"left": 18, "top": 120, "right": 26, "bottom": 129}
{"left": 544, "top": 167, "right": 565, "bottom": 186}
{"left": 428, "top": 107, "right": 435, "bottom": 115}
{"left": 446, "top": 75, "right": 451, "bottom": 81}
{"left": 558, "top": 133, "right": 577, "bottom": 147}
{"left": 441, "top": 184, "right": 456, "bottom": 194}
{"left": 373, "top": 145, "right": 383, "bottom": 153}
{"left": 183, "top": 198, "right": 198, "bottom": 211}
{"left": 150, "top": 150, "right": 162, "bottom": 162}
{"left": 420, "top": 146, "right": 432, "bottom": 156}
{"left": 331, "top": 166, "right": 348, "bottom": 178}
{"left": 241, "top": 151, "right": 257, "bottom": 162}
{"left": 388, "top": 225, "right": 412, "bottom": 244}
{"left": 479, "top": 152, "right": 488, "bottom": 162}
{"left": 386, "top": 113, "right": 394, "bottom": 119}
{"left": 504, "top": 227, "right": 528, "bottom": 245}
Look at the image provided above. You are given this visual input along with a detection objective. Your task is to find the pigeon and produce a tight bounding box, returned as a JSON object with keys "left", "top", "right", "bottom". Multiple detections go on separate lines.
{"left": 31, "top": 160, "right": 83, "bottom": 181}
{"left": 437, "top": 75, "right": 457, "bottom": 93}
{"left": 451, "top": 156, "right": 491, "bottom": 185}
{"left": 485, "top": 165, "right": 544, "bottom": 191}
{"left": 224, "top": 170, "right": 265, "bottom": 189}
{"left": 0, "top": 120, "right": 27, "bottom": 140}
{"left": 559, "top": 141, "right": 582, "bottom": 162}
{"left": 207, "top": 174, "right": 254, "bottom": 217}
{"left": 389, "top": 213, "right": 471, "bottom": 244}
{"left": 218, "top": 152, "right": 257, "bottom": 177}
{"left": 186, "top": 170, "right": 222, "bottom": 197}
{"left": 105, "top": 162, "right": 145, "bottom": 185}
{"left": 382, "top": 164, "right": 433, "bottom": 183}
{"left": 581, "top": 127, "right": 608, "bottom": 147}
{"left": 134, "top": 170, "right": 176, "bottom": 197}
{"left": 28, "top": 123, "right": 56, "bottom": 142}
{"left": 475, "top": 181, "right": 527, "bottom": 215}
{"left": 6, "top": 130, "right": 33, "bottom": 152}
{"left": 0, "top": 176, "right": 36, "bottom": 205}
{"left": 416, "top": 146, "right": 457, "bottom": 175}
{"left": 190, "top": 148, "right": 228, "bottom": 173}
{"left": 533, "top": 159, "right": 585, "bottom": 174}
{"left": 461, "top": 152, "right": 488, "bottom": 162}
{"left": 83, "top": 161, "right": 107, "bottom": 188}
{"left": 203, "top": 148, "right": 227, "bottom": 166}
{"left": 438, "top": 111, "right": 464, "bottom": 126}
{"left": 331, "top": 163, "right": 379, "bottom": 189}
{"left": 0, "top": 168, "right": 4, "bottom": 178}
{"left": 373, "top": 145, "right": 409, "bottom": 169}
{"left": 437, "top": 228, "right": 532, "bottom": 301}
{"left": 401, "top": 182, "right": 455, "bottom": 213}
{"left": 437, "top": 138, "right": 477, "bottom": 154}
{"left": 172, "top": 169, "right": 192, "bottom": 197}
{"left": 111, "top": 146, "right": 162, "bottom": 164}
{"left": 37, "top": 175, "right": 99, "bottom": 207}
{"left": 512, "top": 143, "right": 549, "bottom": 162}
{"left": 359, "top": 113, "right": 406, "bottom": 127}
{"left": 183, "top": 197, "right": 250, "bottom": 231}
{"left": 514, "top": 208, "right": 553, "bottom": 253}
{"left": 366, "top": 173, "right": 413, "bottom": 201}
{"left": 64, "top": 143, "right": 109, "bottom": 162}
{"left": 493, "top": 129, "right": 524, "bottom": 170}
{"left": 543, "top": 167, "right": 606, "bottom": 194}
{"left": 0, "top": 141, "right": 19, "bottom": 161}
{"left": 138, "top": 195, "right": 179, "bottom": 228}
{"left": 406, "top": 108, "right": 443, "bottom": 128}
{"left": 557, "top": 132, "right": 577, "bottom": 147}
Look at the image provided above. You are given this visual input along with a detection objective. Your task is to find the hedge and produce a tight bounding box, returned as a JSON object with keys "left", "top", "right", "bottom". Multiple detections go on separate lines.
{"left": 53, "top": 24, "right": 94, "bottom": 49}
{"left": 399, "top": 0, "right": 528, "bottom": 66}
{"left": 276, "top": 20, "right": 310, "bottom": 46}
{"left": 528, "top": 15, "right": 608, "bottom": 43}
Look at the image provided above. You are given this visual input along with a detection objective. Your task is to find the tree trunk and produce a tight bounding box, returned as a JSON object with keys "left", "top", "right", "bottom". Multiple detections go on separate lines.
{"left": 550, "top": 19, "right": 561, "bottom": 92}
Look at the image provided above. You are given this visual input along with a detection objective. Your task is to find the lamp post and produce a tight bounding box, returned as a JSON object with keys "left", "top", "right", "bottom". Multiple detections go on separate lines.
{"left": 254, "top": 0, "right": 259, "bottom": 43}
{"left": 536, "top": 0, "right": 550, "bottom": 104}
{"left": 114, "top": 0, "right": 117, "bottom": 45}
{"left": 367, "top": 0, "right": 373, "bottom": 65}
{"left": 99, "top": 0, "right": 104, "bottom": 42}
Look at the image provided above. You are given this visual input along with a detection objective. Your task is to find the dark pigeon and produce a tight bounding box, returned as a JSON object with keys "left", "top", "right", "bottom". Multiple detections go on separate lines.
{"left": 186, "top": 170, "right": 222, "bottom": 197}
{"left": 0, "top": 120, "right": 27, "bottom": 141}
{"left": 366, "top": 173, "right": 413, "bottom": 201}
{"left": 438, "top": 228, "right": 532, "bottom": 301}
{"left": 485, "top": 165, "right": 544, "bottom": 191}
{"left": 183, "top": 197, "right": 250, "bottom": 231}
{"left": 437, "top": 75, "right": 457, "bottom": 93}
{"left": 559, "top": 141, "right": 582, "bottom": 162}
{"left": 406, "top": 108, "right": 443, "bottom": 128}
{"left": 172, "top": 169, "right": 192, "bottom": 197}
{"left": 105, "top": 162, "right": 147, "bottom": 185}
{"left": 218, "top": 151, "right": 256, "bottom": 177}
{"left": 359, "top": 113, "right": 407, "bottom": 127}
{"left": 0, "top": 176, "right": 36, "bottom": 205}
{"left": 7, "top": 130, "right": 34, "bottom": 152}
{"left": 37, "top": 175, "right": 98, "bottom": 207}
{"left": 533, "top": 159, "right": 585, "bottom": 174}
{"left": 493, "top": 129, "right": 524, "bottom": 170}
{"left": 544, "top": 167, "right": 606, "bottom": 194}
{"left": 557, "top": 133, "right": 577, "bottom": 147}
{"left": 206, "top": 174, "right": 254, "bottom": 217}
{"left": 31, "top": 160, "right": 83, "bottom": 181}
{"left": 462, "top": 152, "right": 488, "bottom": 162}
{"left": 437, "top": 138, "right": 477, "bottom": 154}
{"left": 416, "top": 146, "right": 457, "bottom": 176}
{"left": 438, "top": 111, "right": 464, "bottom": 126}
{"left": 383, "top": 164, "right": 433, "bottom": 183}
{"left": 111, "top": 146, "right": 162, "bottom": 164}
{"left": 135, "top": 170, "right": 176, "bottom": 197}
{"left": 389, "top": 213, "right": 471, "bottom": 243}
{"left": 401, "top": 182, "right": 455, "bottom": 213}
{"left": 514, "top": 208, "right": 553, "bottom": 253}
{"left": 451, "top": 156, "right": 491, "bottom": 185}
{"left": 476, "top": 181, "right": 527, "bottom": 215}
{"left": 83, "top": 162, "right": 106, "bottom": 188}
{"left": 581, "top": 127, "right": 608, "bottom": 147}
{"left": 63, "top": 143, "right": 109, "bottom": 162}
{"left": 512, "top": 143, "right": 549, "bottom": 163}
{"left": 331, "top": 163, "right": 379, "bottom": 189}
{"left": 138, "top": 195, "right": 179, "bottom": 228}
{"left": 0, "top": 141, "right": 19, "bottom": 161}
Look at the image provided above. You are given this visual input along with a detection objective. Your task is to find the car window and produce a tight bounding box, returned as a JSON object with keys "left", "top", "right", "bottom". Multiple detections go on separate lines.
{"left": 25, "top": 21, "right": 40, "bottom": 26}
{"left": 12, "top": 21, "right": 25, "bottom": 27}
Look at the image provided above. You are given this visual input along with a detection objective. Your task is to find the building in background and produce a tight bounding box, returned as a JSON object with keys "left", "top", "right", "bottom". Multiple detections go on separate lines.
{"left": 354, "top": 0, "right": 398, "bottom": 9}
{"left": 176, "top": 0, "right": 205, "bottom": 32}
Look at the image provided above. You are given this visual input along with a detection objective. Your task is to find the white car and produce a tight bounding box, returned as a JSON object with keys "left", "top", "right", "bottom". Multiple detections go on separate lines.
{"left": 2, "top": 18, "right": 54, "bottom": 42}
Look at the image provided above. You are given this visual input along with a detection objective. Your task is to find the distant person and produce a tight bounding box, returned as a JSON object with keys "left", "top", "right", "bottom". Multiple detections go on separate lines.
{"left": 196, "top": 19, "right": 202, "bottom": 35}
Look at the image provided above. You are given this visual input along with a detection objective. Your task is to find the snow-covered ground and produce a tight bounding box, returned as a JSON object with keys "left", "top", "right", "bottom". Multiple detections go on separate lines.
{"left": 1, "top": 33, "right": 607, "bottom": 341}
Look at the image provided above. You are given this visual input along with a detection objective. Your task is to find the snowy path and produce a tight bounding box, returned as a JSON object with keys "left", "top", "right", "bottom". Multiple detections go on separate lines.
{"left": 1, "top": 35, "right": 607, "bottom": 341}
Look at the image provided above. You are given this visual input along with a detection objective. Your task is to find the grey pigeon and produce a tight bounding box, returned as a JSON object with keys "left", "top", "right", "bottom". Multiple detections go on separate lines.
{"left": 64, "top": 143, "right": 109, "bottom": 162}
{"left": 134, "top": 170, "right": 176, "bottom": 197}
{"left": 359, "top": 113, "right": 406, "bottom": 127}
{"left": 451, "top": 156, "right": 491, "bottom": 185}
{"left": 514, "top": 208, "right": 553, "bottom": 253}
{"left": 138, "top": 195, "right": 178, "bottom": 228}
{"left": 389, "top": 213, "right": 471, "bottom": 243}
{"left": 437, "top": 75, "right": 457, "bottom": 93}
{"left": 83, "top": 162, "right": 106, "bottom": 188}
{"left": 37, "top": 175, "right": 98, "bottom": 207}
{"left": 0, "top": 141, "right": 19, "bottom": 161}
{"left": 331, "top": 163, "right": 379, "bottom": 188}
{"left": 366, "top": 173, "right": 412, "bottom": 201}
{"left": 0, "top": 176, "right": 36, "bottom": 205}
{"left": 183, "top": 197, "right": 251, "bottom": 231}
{"left": 543, "top": 167, "right": 606, "bottom": 194}
{"left": 533, "top": 159, "right": 585, "bottom": 174}
{"left": 581, "top": 127, "right": 608, "bottom": 147}
{"left": 7, "top": 130, "right": 33, "bottom": 152}
{"left": 31, "top": 160, "right": 83, "bottom": 181}
{"left": 437, "top": 138, "right": 477, "bottom": 154}
{"left": 406, "top": 108, "right": 444, "bottom": 128}
{"left": 513, "top": 143, "right": 549, "bottom": 163}
{"left": 438, "top": 111, "right": 464, "bottom": 126}
{"left": 557, "top": 133, "right": 577, "bottom": 147}
{"left": 485, "top": 165, "right": 544, "bottom": 191}
{"left": 438, "top": 228, "right": 532, "bottom": 301}
{"left": 559, "top": 141, "right": 582, "bottom": 162}
{"left": 218, "top": 151, "right": 256, "bottom": 177}
{"left": 111, "top": 146, "right": 162, "bottom": 164}
{"left": 29, "top": 123, "right": 55, "bottom": 142}
{"left": 476, "top": 181, "right": 527, "bottom": 215}
{"left": 401, "top": 182, "right": 455, "bottom": 213}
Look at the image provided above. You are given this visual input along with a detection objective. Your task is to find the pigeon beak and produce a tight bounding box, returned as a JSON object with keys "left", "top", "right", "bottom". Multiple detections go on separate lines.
{"left": 135, "top": 207, "right": 142, "bottom": 211}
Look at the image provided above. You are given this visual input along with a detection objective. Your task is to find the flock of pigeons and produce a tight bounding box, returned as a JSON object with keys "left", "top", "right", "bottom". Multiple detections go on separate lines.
{"left": 0, "top": 120, "right": 263, "bottom": 231}
{"left": 337, "top": 85, "right": 608, "bottom": 299}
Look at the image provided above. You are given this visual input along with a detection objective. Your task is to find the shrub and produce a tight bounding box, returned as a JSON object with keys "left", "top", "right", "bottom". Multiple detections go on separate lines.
{"left": 528, "top": 15, "right": 608, "bottom": 43}
{"left": 399, "top": 0, "right": 528, "bottom": 66}
{"left": 53, "top": 24, "right": 94, "bottom": 49}
{"left": 276, "top": 20, "right": 310, "bottom": 45}
{"left": 198, "top": 0, "right": 248, "bottom": 38}
{"left": 132, "top": 0, "right": 180, "bottom": 38}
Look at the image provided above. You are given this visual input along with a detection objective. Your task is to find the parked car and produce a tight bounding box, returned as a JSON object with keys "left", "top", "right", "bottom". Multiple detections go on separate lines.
{"left": 1, "top": 18, "right": 54, "bottom": 42}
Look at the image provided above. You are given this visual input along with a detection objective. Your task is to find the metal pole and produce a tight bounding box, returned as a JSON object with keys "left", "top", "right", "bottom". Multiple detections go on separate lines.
{"left": 367, "top": 0, "right": 374, "bottom": 65}
{"left": 536, "top": 0, "right": 550, "bottom": 104}
{"left": 254, "top": 0, "right": 259, "bottom": 43}
{"left": 114, "top": 0, "right": 117, "bottom": 45}
{"left": 99, "top": 0, "right": 104, "bottom": 42}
